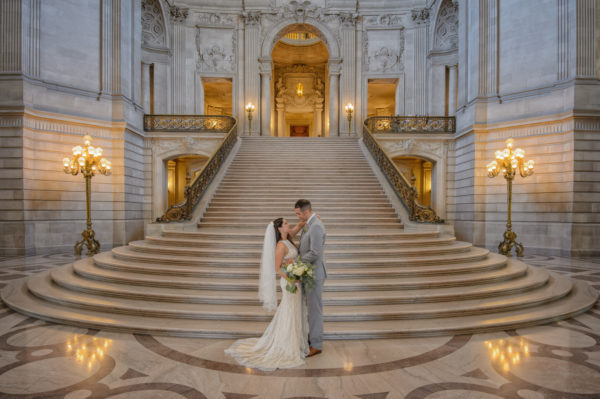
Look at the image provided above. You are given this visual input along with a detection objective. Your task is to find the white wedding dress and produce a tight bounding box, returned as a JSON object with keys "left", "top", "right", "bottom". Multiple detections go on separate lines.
{"left": 225, "top": 240, "right": 309, "bottom": 371}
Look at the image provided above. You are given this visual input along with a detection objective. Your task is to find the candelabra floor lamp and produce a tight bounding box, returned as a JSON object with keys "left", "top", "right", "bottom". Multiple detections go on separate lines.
{"left": 345, "top": 103, "right": 354, "bottom": 136}
{"left": 63, "top": 135, "right": 112, "bottom": 256}
{"left": 245, "top": 102, "right": 255, "bottom": 136}
{"left": 487, "top": 138, "right": 534, "bottom": 257}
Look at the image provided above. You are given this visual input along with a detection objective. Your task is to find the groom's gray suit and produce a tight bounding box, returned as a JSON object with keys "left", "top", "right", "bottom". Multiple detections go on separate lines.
{"left": 299, "top": 214, "right": 327, "bottom": 350}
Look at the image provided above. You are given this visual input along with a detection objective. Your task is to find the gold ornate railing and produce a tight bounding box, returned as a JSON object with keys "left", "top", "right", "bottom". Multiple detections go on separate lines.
{"left": 156, "top": 120, "right": 238, "bottom": 222}
{"left": 144, "top": 114, "right": 236, "bottom": 132}
{"left": 363, "top": 121, "right": 444, "bottom": 224}
{"left": 365, "top": 116, "right": 455, "bottom": 134}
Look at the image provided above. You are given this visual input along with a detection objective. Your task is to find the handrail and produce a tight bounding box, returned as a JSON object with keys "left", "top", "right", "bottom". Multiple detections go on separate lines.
{"left": 156, "top": 119, "right": 238, "bottom": 222}
{"left": 144, "top": 114, "right": 236, "bottom": 132}
{"left": 365, "top": 115, "right": 455, "bottom": 134}
{"left": 363, "top": 121, "right": 444, "bottom": 224}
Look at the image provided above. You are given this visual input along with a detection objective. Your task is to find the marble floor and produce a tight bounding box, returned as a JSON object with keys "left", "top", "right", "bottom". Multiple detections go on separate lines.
{"left": 0, "top": 253, "right": 599, "bottom": 399}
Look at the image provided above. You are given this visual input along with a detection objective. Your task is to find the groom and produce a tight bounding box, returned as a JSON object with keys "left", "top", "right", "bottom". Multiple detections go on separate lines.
{"left": 294, "top": 199, "right": 327, "bottom": 357}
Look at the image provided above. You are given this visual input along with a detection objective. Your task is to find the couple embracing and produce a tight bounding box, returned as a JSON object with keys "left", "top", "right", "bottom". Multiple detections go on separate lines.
{"left": 225, "top": 199, "right": 327, "bottom": 371}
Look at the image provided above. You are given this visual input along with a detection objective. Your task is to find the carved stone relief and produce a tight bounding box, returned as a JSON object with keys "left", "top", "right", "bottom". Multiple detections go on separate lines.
{"left": 433, "top": 0, "right": 458, "bottom": 50}
{"left": 364, "top": 14, "right": 403, "bottom": 27}
{"left": 196, "top": 13, "right": 238, "bottom": 27}
{"left": 363, "top": 29, "right": 405, "bottom": 73}
{"left": 274, "top": 64, "right": 326, "bottom": 112}
{"left": 382, "top": 139, "right": 445, "bottom": 158}
{"left": 195, "top": 28, "right": 236, "bottom": 73}
{"left": 141, "top": 0, "right": 166, "bottom": 48}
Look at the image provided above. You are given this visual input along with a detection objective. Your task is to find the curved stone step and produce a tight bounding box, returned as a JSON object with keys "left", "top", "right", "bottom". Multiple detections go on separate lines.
{"left": 3, "top": 276, "right": 596, "bottom": 338}
{"left": 111, "top": 244, "right": 487, "bottom": 267}
{"left": 161, "top": 229, "right": 440, "bottom": 241}
{"left": 25, "top": 270, "right": 573, "bottom": 322}
{"left": 92, "top": 251, "right": 505, "bottom": 279}
{"left": 144, "top": 235, "right": 456, "bottom": 250}
{"left": 48, "top": 262, "right": 552, "bottom": 305}
{"left": 197, "top": 222, "right": 404, "bottom": 229}
{"left": 72, "top": 257, "right": 527, "bottom": 291}
{"left": 126, "top": 240, "right": 470, "bottom": 259}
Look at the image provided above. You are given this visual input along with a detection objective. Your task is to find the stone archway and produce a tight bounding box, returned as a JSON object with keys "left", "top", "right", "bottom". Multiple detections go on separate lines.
{"left": 260, "top": 19, "right": 341, "bottom": 137}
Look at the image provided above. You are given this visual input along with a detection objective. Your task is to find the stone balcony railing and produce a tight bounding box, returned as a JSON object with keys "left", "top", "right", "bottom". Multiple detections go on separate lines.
{"left": 365, "top": 115, "right": 456, "bottom": 134}
{"left": 143, "top": 114, "right": 236, "bottom": 133}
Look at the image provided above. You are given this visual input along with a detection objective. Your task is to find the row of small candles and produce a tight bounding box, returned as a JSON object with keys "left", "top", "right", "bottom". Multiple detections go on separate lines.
{"left": 487, "top": 138, "right": 534, "bottom": 178}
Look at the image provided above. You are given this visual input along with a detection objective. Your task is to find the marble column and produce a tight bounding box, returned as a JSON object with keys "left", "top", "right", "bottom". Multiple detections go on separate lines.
{"left": 340, "top": 21, "right": 356, "bottom": 136}
{"left": 194, "top": 73, "right": 204, "bottom": 114}
{"left": 313, "top": 105, "right": 323, "bottom": 137}
{"left": 259, "top": 59, "right": 272, "bottom": 136}
{"left": 171, "top": 19, "right": 187, "bottom": 113}
{"left": 276, "top": 101, "right": 285, "bottom": 137}
{"left": 243, "top": 13, "right": 260, "bottom": 136}
{"left": 394, "top": 74, "right": 405, "bottom": 115}
{"left": 142, "top": 62, "right": 151, "bottom": 113}
{"left": 447, "top": 65, "right": 457, "bottom": 116}
{"left": 328, "top": 59, "right": 342, "bottom": 137}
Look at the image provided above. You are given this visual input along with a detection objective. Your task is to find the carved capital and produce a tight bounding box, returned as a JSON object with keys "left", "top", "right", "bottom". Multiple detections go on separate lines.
{"left": 328, "top": 59, "right": 342, "bottom": 75}
{"left": 339, "top": 12, "right": 358, "bottom": 27}
{"left": 170, "top": 5, "right": 189, "bottom": 23}
{"left": 242, "top": 11, "right": 261, "bottom": 26}
{"left": 411, "top": 8, "right": 430, "bottom": 24}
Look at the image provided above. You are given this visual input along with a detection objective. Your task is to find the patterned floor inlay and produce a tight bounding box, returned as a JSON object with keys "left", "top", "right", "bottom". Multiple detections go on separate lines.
{"left": 0, "top": 254, "right": 598, "bottom": 398}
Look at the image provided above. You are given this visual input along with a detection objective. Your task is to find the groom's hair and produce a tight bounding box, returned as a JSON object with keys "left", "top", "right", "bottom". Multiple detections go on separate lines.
{"left": 295, "top": 199, "right": 312, "bottom": 211}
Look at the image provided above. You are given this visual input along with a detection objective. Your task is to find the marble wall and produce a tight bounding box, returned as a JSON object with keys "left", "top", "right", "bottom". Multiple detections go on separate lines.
{"left": 0, "top": 0, "right": 598, "bottom": 256}
{"left": 0, "top": 0, "right": 145, "bottom": 255}
{"left": 449, "top": 0, "right": 600, "bottom": 256}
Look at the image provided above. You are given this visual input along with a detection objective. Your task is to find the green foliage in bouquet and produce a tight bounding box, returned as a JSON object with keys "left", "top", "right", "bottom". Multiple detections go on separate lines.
{"left": 281, "top": 257, "right": 316, "bottom": 294}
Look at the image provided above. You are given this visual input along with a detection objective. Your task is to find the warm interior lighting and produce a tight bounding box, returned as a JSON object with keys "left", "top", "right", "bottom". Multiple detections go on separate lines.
{"left": 296, "top": 82, "right": 303, "bottom": 97}
{"left": 245, "top": 102, "right": 255, "bottom": 113}
{"left": 67, "top": 335, "right": 112, "bottom": 370}
{"left": 487, "top": 138, "right": 535, "bottom": 257}
{"left": 484, "top": 338, "right": 530, "bottom": 374}
{"left": 345, "top": 103, "right": 354, "bottom": 113}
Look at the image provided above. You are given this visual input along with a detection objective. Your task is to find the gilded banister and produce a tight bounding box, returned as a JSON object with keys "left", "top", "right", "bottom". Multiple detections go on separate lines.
{"left": 362, "top": 121, "right": 444, "bottom": 224}
{"left": 144, "top": 114, "right": 236, "bottom": 132}
{"left": 365, "top": 115, "right": 455, "bottom": 134}
{"left": 156, "top": 119, "right": 238, "bottom": 222}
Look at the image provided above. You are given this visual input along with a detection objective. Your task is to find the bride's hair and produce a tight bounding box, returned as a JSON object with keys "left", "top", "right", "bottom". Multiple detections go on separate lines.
{"left": 273, "top": 217, "right": 297, "bottom": 248}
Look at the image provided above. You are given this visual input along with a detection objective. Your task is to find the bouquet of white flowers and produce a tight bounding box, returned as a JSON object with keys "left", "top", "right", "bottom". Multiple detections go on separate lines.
{"left": 281, "top": 257, "right": 316, "bottom": 294}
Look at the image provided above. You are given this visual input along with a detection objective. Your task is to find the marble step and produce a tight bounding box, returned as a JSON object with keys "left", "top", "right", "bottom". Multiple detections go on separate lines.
{"left": 111, "top": 245, "right": 489, "bottom": 267}
{"left": 5, "top": 276, "right": 596, "bottom": 338}
{"left": 202, "top": 210, "right": 399, "bottom": 218}
{"left": 25, "top": 270, "right": 573, "bottom": 322}
{"left": 206, "top": 200, "right": 393, "bottom": 207}
{"left": 161, "top": 229, "right": 439, "bottom": 241}
{"left": 199, "top": 216, "right": 400, "bottom": 225}
{"left": 92, "top": 251, "right": 505, "bottom": 278}
{"left": 125, "top": 240, "right": 472, "bottom": 260}
{"left": 72, "top": 257, "right": 527, "bottom": 291}
{"left": 197, "top": 222, "right": 404, "bottom": 229}
{"left": 144, "top": 235, "right": 455, "bottom": 249}
{"left": 48, "top": 262, "right": 551, "bottom": 305}
{"left": 213, "top": 188, "right": 386, "bottom": 195}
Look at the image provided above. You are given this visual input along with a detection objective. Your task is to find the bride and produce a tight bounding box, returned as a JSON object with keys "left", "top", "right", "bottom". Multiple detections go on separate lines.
{"left": 224, "top": 217, "right": 309, "bottom": 371}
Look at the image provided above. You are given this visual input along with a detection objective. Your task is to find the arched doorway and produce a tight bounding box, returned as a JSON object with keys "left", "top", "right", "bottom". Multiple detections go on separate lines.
{"left": 271, "top": 30, "right": 329, "bottom": 137}
{"left": 259, "top": 21, "right": 341, "bottom": 137}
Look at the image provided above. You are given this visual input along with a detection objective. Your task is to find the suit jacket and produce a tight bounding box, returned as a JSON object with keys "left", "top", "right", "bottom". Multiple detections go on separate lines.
{"left": 299, "top": 215, "right": 327, "bottom": 281}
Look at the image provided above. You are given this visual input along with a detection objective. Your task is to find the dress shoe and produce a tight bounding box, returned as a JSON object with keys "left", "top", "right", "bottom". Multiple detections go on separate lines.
{"left": 307, "top": 346, "right": 322, "bottom": 357}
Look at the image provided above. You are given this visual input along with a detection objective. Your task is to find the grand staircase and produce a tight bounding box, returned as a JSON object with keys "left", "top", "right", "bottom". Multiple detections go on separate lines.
{"left": 2, "top": 137, "right": 597, "bottom": 338}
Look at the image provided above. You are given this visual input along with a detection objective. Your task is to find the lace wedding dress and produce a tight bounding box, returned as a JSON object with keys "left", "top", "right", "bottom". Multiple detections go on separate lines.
{"left": 225, "top": 240, "right": 309, "bottom": 371}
